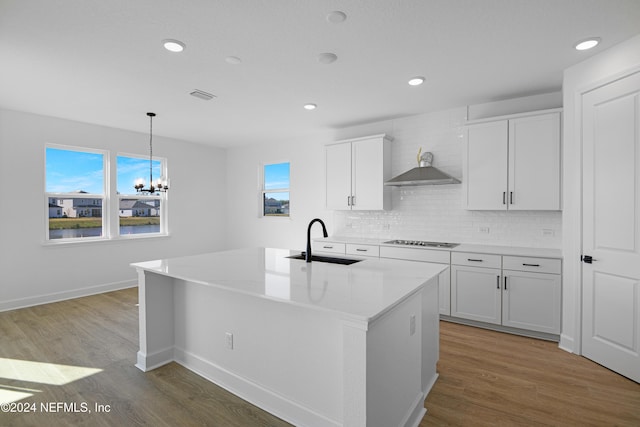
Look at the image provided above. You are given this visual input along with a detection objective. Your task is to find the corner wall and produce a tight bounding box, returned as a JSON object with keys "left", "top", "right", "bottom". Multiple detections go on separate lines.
{"left": 0, "top": 109, "right": 227, "bottom": 311}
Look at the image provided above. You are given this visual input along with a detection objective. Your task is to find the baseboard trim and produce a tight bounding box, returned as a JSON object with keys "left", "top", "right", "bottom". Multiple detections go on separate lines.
{"left": 440, "top": 316, "right": 560, "bottom": 342}
{"left": 559, "top": 334, "right": 576, "bottom": 354}
{"left": 135, "top": 347, "right": 174, "bottom": 372}
{"left": 0, "top": 279, "right": 137, "bottom": 312}
{"left": 174, "top": 347, "right": 341, "bottom": 427}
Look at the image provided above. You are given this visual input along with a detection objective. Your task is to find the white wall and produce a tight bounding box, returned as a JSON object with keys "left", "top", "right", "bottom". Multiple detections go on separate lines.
{"left": 224, "top": 134, "right": 336, "bottom": 252}
{"left": 561, "top": 34, "right": 640, "bottom": 353}
{"left": 0, "top": 109, "right": 227, "bottom": 311}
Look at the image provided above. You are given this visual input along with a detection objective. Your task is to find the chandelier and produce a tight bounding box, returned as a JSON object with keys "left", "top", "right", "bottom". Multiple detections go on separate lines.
{"left": 134, "top": 112, "right": 169, "bottom": 194}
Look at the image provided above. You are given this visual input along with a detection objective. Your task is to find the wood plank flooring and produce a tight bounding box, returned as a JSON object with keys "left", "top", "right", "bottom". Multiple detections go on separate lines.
{"left": 1, "top": 288, "right": 638, "bottom": 426}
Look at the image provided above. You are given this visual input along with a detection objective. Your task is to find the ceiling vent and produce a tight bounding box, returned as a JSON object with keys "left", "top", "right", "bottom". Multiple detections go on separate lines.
{"left": 190, "top": 90, "right": 216, "bottom": 101}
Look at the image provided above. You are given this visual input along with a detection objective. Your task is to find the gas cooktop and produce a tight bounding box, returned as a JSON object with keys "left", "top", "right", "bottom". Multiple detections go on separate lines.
{"left": 383, "top": 240, "right": 459, "bottom": 248}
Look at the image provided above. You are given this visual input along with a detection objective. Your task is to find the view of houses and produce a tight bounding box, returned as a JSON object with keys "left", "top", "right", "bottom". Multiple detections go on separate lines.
{"left": 263, "top": 197, "right": 289, "bottom": 216}
{"left": 48, "top": 191, "right": 160, "bottom": 218}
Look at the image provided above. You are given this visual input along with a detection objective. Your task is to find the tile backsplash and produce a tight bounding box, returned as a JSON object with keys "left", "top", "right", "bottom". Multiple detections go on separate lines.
{"left": 332, "top": 107, "right": 562, "bottom": 249}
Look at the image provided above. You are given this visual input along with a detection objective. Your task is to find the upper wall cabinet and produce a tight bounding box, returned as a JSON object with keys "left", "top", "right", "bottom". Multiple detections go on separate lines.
{"left": 463, "top": 110, "right": 561, "bottom": 211}
{"left": 325, "top": 134, "right": 392, "bottom": 210}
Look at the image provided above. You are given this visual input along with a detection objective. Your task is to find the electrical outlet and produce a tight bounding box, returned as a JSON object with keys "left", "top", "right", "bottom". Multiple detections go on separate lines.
{"left": 542, "top": 229, "right": 555, "bottom": 237}
{"left": 410, "top": 315, "right": 416, "bottom": 336}
{"left": 478, "top": 226, "right": 490, "bottom": 234}
{"left": 225, "top": 332, "right": 234, "bottom": 350}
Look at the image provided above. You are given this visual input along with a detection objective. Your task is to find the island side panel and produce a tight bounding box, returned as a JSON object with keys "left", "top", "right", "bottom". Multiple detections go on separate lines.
{"left": 135, "top": 269, "right": 175, "bottom": 371}
{"left": 171, "top": 279, "right": 343, "bottom": 427}
{"left": 421, "top": 274, "right": 440, "bottom": 396}
{"left": 366, "top": 291, "right": 425, "bottom": 427}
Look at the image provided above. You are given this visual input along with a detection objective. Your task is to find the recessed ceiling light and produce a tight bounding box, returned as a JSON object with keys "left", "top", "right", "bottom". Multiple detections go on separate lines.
{"left": 574, "top": 38, "right": 601, "bottom": 51}
{"left": 318, "top": 52, "right": 338, "bottom": 64}
{"left": 225, "top": 56, "right": 242, "bottom": 65}
{"left": 408, "top": 76, "right": 425, "bottom": 86}
{"left": 304, "top": 103, "right": 317, "bottom": 110}
{"left": 163, "top": 39, "right": 186, "bottom": 52}
{"left": 326, "top": 11, "right": 347, "bottom": 24}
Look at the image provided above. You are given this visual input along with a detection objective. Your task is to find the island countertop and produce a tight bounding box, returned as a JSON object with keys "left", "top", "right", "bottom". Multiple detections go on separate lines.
{"left": 131, "top": 247, "right": 447, "bottom": 323}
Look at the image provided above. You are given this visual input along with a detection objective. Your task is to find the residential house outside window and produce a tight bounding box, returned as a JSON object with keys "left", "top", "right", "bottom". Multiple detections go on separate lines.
{"left": 45, "top": 146, "right": 106, "bottom": 240}
{"left": 116, "top": 155, "right": 165, "bottom": 236}
{"left": 45, "top": 145, "right": 168, "bottom": 242}
{"left": 262, "top": 162, "right": 290, "bottom": 217}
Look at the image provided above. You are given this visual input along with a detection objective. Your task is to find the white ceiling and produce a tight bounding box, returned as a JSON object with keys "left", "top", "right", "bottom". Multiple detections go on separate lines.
{"left": 1, "top": 0, "right": 639, "bottom": 148}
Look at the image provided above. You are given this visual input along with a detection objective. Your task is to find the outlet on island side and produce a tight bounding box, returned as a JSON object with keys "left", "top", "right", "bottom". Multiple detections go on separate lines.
{"left": 225, "top": 332, "right": 234, "bottom": 350}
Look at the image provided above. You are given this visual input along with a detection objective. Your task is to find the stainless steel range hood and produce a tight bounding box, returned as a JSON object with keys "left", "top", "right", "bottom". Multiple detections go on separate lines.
{"left": 385, "top": 150, "right": 460, "bottom": 186}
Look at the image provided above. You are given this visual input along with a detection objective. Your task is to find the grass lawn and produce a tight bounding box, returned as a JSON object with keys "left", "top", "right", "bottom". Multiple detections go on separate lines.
{"left": 49, "top": 217, "right": 160, "bottom": 229}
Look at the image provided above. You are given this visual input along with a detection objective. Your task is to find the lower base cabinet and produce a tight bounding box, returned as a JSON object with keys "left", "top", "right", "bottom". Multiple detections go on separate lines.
{"left": 315, "top": 240, "right": 562, "bottom": 338}
{"left": 451, "top": 265, "right": 501, "bottom": 325}
{"left": 451, "top": 252, "right": 561, "bottom": 336}
{"left": 502, "top": 269, "right": 561, "bottom": 334}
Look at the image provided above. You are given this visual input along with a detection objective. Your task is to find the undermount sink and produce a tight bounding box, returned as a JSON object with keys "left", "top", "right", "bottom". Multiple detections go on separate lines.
{"left": 286, "top": 253, "right": 362, "bottom": 265}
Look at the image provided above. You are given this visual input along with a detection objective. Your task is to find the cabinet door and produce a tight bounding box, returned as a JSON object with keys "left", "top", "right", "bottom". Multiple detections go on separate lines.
{"left": 351, "top": 138, "right": 385, "bottom": 210}
{"left": 325, "top": 143, "right": 352, "bottom": 209}
{"left": 438, "top": 267, "right": 451, "bottom": 316}
{"left": 502, "top": 270, "right": 561, "bottom": 334}
{"left": 451, "top": 265, "right": 502, "bottom": 324}
{"left": 508, "top": 113, "right": 561, "bottom": 210}
{"left": 464, "top": 121, "right": 508, "bottom": 210}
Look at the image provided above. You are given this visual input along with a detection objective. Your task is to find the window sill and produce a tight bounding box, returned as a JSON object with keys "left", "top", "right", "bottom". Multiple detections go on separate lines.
{"left": 42, "top": 233, "right": 171, "bottom": 247}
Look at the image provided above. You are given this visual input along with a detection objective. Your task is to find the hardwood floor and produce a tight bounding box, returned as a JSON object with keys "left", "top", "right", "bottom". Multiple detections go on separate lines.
{"left": 1, "top": 288, "right": 638, "bottom": 426}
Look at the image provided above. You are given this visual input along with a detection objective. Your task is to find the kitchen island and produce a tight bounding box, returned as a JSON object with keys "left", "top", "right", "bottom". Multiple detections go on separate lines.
{"left": 131, "top": 247, "right": 446, "bottom": 427}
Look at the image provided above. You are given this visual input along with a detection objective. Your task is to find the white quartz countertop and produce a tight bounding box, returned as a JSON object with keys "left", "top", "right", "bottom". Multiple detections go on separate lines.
{"left": 131, "top": 247, "right": 447, "bottom": 323}
{"left": 315, "top": 237, "right": 562, "bottom": 259}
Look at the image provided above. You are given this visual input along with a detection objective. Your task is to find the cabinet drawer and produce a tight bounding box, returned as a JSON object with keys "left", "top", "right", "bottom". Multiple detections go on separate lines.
{"left": 452, "top": 252, "right": 501, "bottom": 268}
{"left": 503, "top": 256, "right": 561, "bottom": 274}
{"left": 346, "top": 243, "right": 380, "bottom": 257}
{"left": 312, "top": 241, "right": 346, "bottom": 255}
{"left": 379, "top": 246, "right": 450, "bottom": 264}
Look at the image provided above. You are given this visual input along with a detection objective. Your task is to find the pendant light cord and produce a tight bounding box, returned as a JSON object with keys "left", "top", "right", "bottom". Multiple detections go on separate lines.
{"left": 147, "top": 112, "right": 156, "bottom": 191}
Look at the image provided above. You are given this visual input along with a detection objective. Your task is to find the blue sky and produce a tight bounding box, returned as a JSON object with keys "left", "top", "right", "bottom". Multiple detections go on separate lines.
{"left": 264, "top": 162, "right": 290, "bottom": 190}
{"left": 46, "top": 147, "right": 161, "bottom": 195}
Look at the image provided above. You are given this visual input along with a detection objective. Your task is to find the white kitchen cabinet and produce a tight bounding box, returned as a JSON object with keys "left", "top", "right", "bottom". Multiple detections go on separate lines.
{"left": 502, "top": 256, "right": 561, "bottom": 334}
{"left": 451, "top": 252, "right": 561, "bottom": 335}
{"left": 451, "top": 264, "right": 502, "bottom": 325}
{"left": 464, "top": 110, "right": 561, "bottom": 210}
{"left": 311, "top": 240, "right": 346, "bottom": 255}
{"left": 325, "top": 134, "right": 392, "bottom": 210}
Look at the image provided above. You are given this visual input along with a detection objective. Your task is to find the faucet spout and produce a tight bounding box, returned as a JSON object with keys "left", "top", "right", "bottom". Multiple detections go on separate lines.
{"left": 306, "top": 218, "right": 328, "bottom": 262}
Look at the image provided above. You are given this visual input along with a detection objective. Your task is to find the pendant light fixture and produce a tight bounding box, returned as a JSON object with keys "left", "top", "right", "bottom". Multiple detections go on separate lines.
{"left": 134, "top": 112, "right": 169, "bottom": 194}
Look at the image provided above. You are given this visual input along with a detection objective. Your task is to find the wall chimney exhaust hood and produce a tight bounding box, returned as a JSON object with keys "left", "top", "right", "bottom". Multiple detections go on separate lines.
{"left": 385, "top": 150, "right": 460, "bottom": 186}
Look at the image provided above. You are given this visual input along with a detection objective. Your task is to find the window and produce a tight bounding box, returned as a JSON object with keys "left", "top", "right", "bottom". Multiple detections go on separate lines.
{"left": 116, "top": 155, "right": 164, "bottom": 236}
{"left": 262, "top": 162, "right": 290, "bottom": 217}
{"left": 45, "top": 147, "right": 106, "bottom": 240}
{"left": 45, "top": 145, "right": 168, "bottom": 242}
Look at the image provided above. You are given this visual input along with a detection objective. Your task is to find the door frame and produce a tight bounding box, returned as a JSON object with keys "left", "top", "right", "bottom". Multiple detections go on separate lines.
{"left": 562, "top": 62, "right": 640, "bottom": 356}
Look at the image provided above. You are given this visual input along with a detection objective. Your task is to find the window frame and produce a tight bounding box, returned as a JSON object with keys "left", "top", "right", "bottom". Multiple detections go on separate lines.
{"left": 44, "top": 144, "right": 108, "bottom": 243}
{"left": 116, "top": 152, "right": 168, "bottom": 238}
{"left": 44, "top": 144, "right": 169, "bottom": 244}
{"left": 260, "top": 161, "right": 290, "bottom": 218}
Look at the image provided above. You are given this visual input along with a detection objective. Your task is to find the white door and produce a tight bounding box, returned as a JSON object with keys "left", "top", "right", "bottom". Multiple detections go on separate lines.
{"left": 582, "top": 71, "right": 640, "bottom": 383}
{"left": 464, "top": 121, "right": 508, "bottom": 210}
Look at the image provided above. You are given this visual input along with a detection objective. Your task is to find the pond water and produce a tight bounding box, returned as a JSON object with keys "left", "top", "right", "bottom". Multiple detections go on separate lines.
{"left": 49, "top": 225, "right": 160, "bottom": 239}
